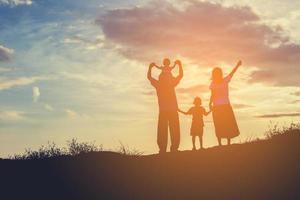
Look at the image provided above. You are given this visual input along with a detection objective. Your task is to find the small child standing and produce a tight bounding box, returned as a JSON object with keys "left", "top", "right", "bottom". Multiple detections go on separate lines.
{"left": 178, "top": 97, "right": 211, "bottom": 150}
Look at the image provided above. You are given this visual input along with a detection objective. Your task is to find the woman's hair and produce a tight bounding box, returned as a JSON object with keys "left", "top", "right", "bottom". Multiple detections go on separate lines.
{"left": 193, "top": 97, "right": 202, "bottom": 105}
{"left": 211, "top": 67, "right": 223, "bottom": 83}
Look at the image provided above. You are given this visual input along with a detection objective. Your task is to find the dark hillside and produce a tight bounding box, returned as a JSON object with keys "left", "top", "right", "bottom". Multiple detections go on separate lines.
{"left": 1, "top": 130, "right": 299, "bottom": 200}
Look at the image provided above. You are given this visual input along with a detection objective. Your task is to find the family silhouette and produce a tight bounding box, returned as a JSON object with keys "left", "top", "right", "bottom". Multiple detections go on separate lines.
{"left": 148, "top": 59, "right": 242, "bottom": 153}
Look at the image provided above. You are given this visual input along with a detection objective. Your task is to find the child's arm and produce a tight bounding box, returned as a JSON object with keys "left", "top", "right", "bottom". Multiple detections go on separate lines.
{"left": 153, "top": 63, "right": 163, "bottom": 70}
{"left": 178, "top": 108, "right": 191, "bottom": 115}
{"left": 203, "top": 108, "right": 212, "bottom": 116}
{"left": 170, "top": 62, "right": 177, "bottom": 70}
{"left": 178, "top": 109, "right": 188, "bottom": 115}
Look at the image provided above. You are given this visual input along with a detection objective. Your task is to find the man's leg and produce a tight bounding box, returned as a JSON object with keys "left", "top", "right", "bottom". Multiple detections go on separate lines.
{"left": 169, "top": 111, "right": 180, "bottom": 152}
{"left": 157, "top": 112, "right": 168, "bottom": 153}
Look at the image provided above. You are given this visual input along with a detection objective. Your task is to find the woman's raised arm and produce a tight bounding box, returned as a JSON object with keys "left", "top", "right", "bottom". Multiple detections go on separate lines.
{"left": 228, "top": 60, "right": 242, "bottom": 78}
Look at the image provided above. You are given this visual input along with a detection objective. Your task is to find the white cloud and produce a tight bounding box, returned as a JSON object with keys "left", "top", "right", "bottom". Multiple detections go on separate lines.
{"left": 32, "top": 86, "right": 40, "bottom": 102}
{"left": 0, "top": 76, "right": 48, "bottom": 91}
{"left": 65, "top": 109, "right": 91, "bottom": 120}
{"left": 44, "top": 104, "right": 54, "bottom": 111}
{"left": 65, "top": 109, "right": 79, "bottom": 118}
{"left": 63, "top": 35, "right": 106, "bottom": 50}
{"left": 0, "top": 45, "right": 14, "bottom": 61}
{"left": 61, "top": 71, "right": 112, "bottom": 86}
{"left": 0, "top": 110, "right": 25, "bottom": 121}
{"left": 0, "top": 0, "right": 33, "bottom": 6}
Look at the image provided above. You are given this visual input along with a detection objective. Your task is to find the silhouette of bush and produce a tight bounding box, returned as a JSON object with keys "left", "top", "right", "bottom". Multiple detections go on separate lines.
{"left": 265, "top": 123, "right": 300, "bottom": 140}
{"left": 11, "top": 142, "right": 65, "bottom": 160}
{"left": 67, "top": 138, "right": 103, "bottom": 156}
{"left": 117, "top": 141, "right": 144, "bottom": 156}
{"left": 10, "top": 139, "right": 145, "bottom": 160}
{"left": 242, "top": 135, "right": 261, "bottom": 144}
{"left": 11, "top": 139, "right": 103, "bottom": 160}
{"left": 242, "top": 123, "right": 300, "bottom": 144}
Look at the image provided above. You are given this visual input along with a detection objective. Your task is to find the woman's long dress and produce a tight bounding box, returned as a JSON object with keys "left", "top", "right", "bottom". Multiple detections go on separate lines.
{"left": 210, "top": 75, "right": 240, "bottom": 139}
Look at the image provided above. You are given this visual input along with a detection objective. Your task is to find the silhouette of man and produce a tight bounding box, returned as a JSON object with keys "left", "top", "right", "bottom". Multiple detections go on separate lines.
{"left": 147, "top": 58, "right": 183, "bottom": 153}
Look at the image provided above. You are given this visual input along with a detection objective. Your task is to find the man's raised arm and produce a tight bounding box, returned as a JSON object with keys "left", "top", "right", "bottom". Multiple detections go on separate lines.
{"left": 147, "top": 63, "right": 158, "bottom": 87}
{"left": 176, "top": 60, "right": 183, "bottom": 79}
{"left": 173, "top": 60, "right": 183, "bottom": 86}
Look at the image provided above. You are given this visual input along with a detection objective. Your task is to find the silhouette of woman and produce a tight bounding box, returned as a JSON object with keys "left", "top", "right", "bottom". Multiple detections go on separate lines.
{"left": 209, "top": 60, "right": 242, "bottom": 146}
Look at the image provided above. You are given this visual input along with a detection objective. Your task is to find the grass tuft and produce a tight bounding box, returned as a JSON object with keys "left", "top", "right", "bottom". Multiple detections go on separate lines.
{"left": 265, "top": 122, "right": 300, "bottom": 140}
{"left": 117, "top": 141, "right": 144, "bottom": 156}
{"left": 10, "top": 139, "right": 103, "bottom": 160}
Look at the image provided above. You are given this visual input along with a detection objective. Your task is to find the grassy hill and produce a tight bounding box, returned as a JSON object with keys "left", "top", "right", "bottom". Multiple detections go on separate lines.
{"left": 1, "top": 125, "right": 299, "bottom": 200}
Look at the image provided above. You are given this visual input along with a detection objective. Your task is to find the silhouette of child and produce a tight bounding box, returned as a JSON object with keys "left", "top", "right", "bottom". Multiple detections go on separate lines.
{"left": 178, "top": 97, "right": 211, "bottom": 150}
{"left": 153, "top": 58, "right": 178, "bottom": 73}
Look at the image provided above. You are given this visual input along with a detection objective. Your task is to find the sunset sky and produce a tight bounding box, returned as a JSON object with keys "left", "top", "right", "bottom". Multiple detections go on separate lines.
{"left": 0, "top": 0, "right": 299, "bottom": 157}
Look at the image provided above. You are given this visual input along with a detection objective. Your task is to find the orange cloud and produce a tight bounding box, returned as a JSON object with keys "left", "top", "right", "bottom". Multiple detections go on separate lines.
{"left": 232, "top": 104, "right": 253, "bottom": 109}
{"left": 96, "top": 0, "right": 300, "bottom": 86}
{"left": 291, "top": 91, "right": 300, "bottom": 96}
